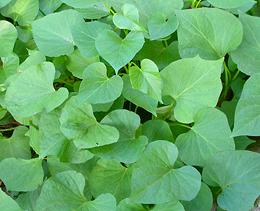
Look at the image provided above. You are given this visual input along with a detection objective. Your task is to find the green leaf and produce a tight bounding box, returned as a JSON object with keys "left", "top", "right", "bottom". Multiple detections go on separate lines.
{"left": 117, "top": 198, "right": 146, "bottom": 211}
{"left": 0, "top": 158, "right": 43, "bottom": 192}
{"left": 176, "top": 108, "right": 235, "bottom": 166}
{"left": 161, "top": 56, "right": 223, "bottom": 123}
{"left": 77, "top": 193, "right": 117, "bottom": 211}
{"left": 0, "top": 189, "right": 22, "bottom": 211}
{"left": 139, "top": 119, "right": 173, "bottom": 142}
{"left": 89, "top": 159, "right": 132, "bottom": 201}
{"left": 152, "top": 201, "right": 185, "bottom": 211}
{"left": 202, "top": 150, "right": 260, "bottom": 211}
{"left": 101, "top": 109, "right": 140, "bottom": 141}
{"left": 147, "top": 13, "right": 178, "bottom": 40}
{"left": 39, "top": 0, "right": 62, "bottom": 15}
{"left": 90, "top": 136, "right": 148, "bottom": 164}
{"left": 0, "top": 21, "right": 17, "bottom": 57}
{"left": 182, "top": 183, "right": 213, "bottom": 211}
{"left": 0, "top": 126, "right": 31, "bottom": 161}
{"left": 122, "top": 75, "right": 158, "bottom": 115}
{"left": 0, "top": 0, "right": 12, "bottom": 8}
{"left": 231, "top": 14, "right": 260, "bottom": 75}
{"left": 1, "top": 0, "right": 39, "bottom": 26}
{"left": 36, "top": 170, "right": 86, "bottom": 210}
{"left": 66, "top": 49, "right": 99, "bottom": 79}
{"left": 60, "top": 96, "right": 119, "bottom": 149}
{"left": 232, "top": 73, "right": 260, "bottom": 136}
{"left": 135, "top": 40, "right": 180, "bottom": 69}
{"left": 131, "top": 140, "right": 201, "bottom": 204}
{"left": 113, "top": 4, "right": 144, "bottom": 31}
{"left": 207, "top": 0, "right": 256, "bottom": 9}
{"left": 60, "top": 0, "right": 103, "bottom": 8}
{"left": 0, "top": 53, "right": 19, "bottom": 83}
{"left": 32, "top": 9, "right": 84, "bottom": 57}
{"left": 95, "top": 30, "right": 144, "bottom": 73}
{"left": 78, "top": 62, "right": 123, "bottom": 104}
{"left": 129, "top": 59, "right": 162, "bottom": 101}
{"left": 72, "top": 21, "right": 111, "bottom": 57}
{"left": 176, "top": 8, "right": 243, "bottom": 59}
{"left": 5, "top": 62, "right": 68, "bottom": 118}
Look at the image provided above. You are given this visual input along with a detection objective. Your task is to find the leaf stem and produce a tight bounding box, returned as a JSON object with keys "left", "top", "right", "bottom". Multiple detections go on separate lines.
{"left": 195, "top": 0, "right": 202, "bottom": 8}
{"left": 232, "top": 69, "right": 240, "bottom": 81}
{"left": 170, "top": 122, "right": 191, "bottom": 129}
{"left": 222, "top": 62, "right": 231, "bottom": 100}
{"left": 0, "top": 127, "right": 16, "bottom": 132}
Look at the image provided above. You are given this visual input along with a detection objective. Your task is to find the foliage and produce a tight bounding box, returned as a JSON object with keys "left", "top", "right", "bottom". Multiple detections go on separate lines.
{"left": 0, "top": 0, "right": 259, "bottom": 210}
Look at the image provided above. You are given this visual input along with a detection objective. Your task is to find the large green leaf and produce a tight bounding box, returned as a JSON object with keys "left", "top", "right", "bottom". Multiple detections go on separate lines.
{"left": 32, "top": 9, "right": 84, "bottom": 57}
{"left": 182, "top": 183, "right": 213, "bottom": 211}
{"left": 0, "top": 0, "right": 12, "bottom": 8}
{"left": 78, "top": 62, "right": 123, "bottom": 104}
{"left": 90, "top": 136, "right": 148, "bottom": 164}
{"left": 113, "top": 3, "right": 144, "bottom": 31}
{"left": 72, "top": 21, "right": 111, "bottom": 57}
{"left": 161, "top": 56, "right": 223, "bottom": 123}
{"left": 152, "top": 201, "right": 185, "bottom": 211}
{"left": 101, "top": 109, "right": 140, "bottom": 141}
{"left": 0, "top": 126, "right": 31, "bottom": 161}
{"left": 231, "top": 14, "right": 260, "bottom": 75}
{"left": 0, "top": 53, "right": 19, "bottom": 84}
{"left": 36, "top": 170, "right": 86, "bottom": 210}
{"left": 131, "top": 140, "right": 201, "bottom": 204}
{"left": 207, "top": 0, "right": 256, "bottom": 9}
{"left": 202, "top": 150, "right": 260, "bottom": 211}
{"left": 232, "top": 73, "right": 260, "bottom": 136}
{"left": 77, "top": 193, "right": 116, "bottom": 211}
{"left": 0, "top": 21, "right": 17, "bottom": 57}
{"left": 1, "top": 0, "right": 39, "bottom": 26}
{"left": 5, "top": 62, "right": 68, "bottom": 118}
{"left": 39, "top": 0, "right": 62, "bottom": 15}
{"left": 89, "top": 159, "right": 132, "bottom": 201}
{"left": 129, "top": 59, "right": 162, "bottom": 101}
{"left": 0, "top": 158, "right": 44, "bottom": 192}
{"left": 60, "top": 96, "right": 119, "bottom": 149}
{"left": 66, "top": 49, "right": 99, "bottom": 79}
{"left": 122, "top": 75, "right": 158, "bottom": 115}
{"left": 95, "top": 30, "right": 144, "bottom": 73}
{"left": 0, "top": 189, "right": 22, "bottom": 211}
{"left": 176, "top": 108, "right": 235, "bottom": 166}
{"left": 176, "top": 8, "right": 243, "bottom": 59}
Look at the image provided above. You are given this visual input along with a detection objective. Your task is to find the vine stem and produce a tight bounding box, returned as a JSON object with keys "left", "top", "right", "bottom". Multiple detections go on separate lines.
{"left": 222, "top": 62, "right": 231, "bottom": 100}
{"left": 170, "top": 122, "right": 191, "bottom": 129}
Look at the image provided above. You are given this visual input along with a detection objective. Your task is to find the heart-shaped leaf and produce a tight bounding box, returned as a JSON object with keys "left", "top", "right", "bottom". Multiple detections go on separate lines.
{"left": 95, "top": 30, "right": 144, "bottom": 73}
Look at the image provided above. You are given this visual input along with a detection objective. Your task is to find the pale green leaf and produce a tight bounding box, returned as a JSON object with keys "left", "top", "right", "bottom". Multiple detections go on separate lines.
{"left": 232, "top": 73, "right": 260, "bottom": 136}
{"left": 101, "top": 109, "right": 140, "bottom": 141}
{"left": 1, "top": 0, "right": 39, "bottom": 25}
{"left": 202, "top": 150, "right": 260, "bottom": 211}
{"left": 176, "top": 8, "right": 243, "bottom": 59}
{"left": 0, "top": 21, "right": 17, "bottom": 57}
{"left": 129, "top": 59, "right": 162, "bottom": 101}
{"left": 36, "top": 170, "right": 86, "bottom": 211}
{"left": 207, "top": 0, "right": 256, "bottom": 9}
{"left": 5, "top": 62, "right": 68, "bottom": 118}
{"left": 176, "top": 108, "right": 235, "bottom": 166}
{"left": 0, "top": 189, "right": 22, "bottom": 211}
{"left": 72, "top": 21, "right": 111, "bottom": 57}
{"left": 32, "top": 9, "right": 84, "bottom": 57}
{"left": 131, "top": 140, "right": 201, "bottom": 204}
{"left": 161, "top": 56, "right": 223, "bottom": 123}
{"left": 95, "top": 30, "right": 144, "bottom": 73}
{"left": 78, "top": 62, "right": 123, "bottom": 104}
{"left": 0, "top": 158, "right": 44, "bottom": 192}
{"left": 77, "top": 193, "right": 116, "bottom": 211}
{"left": 66, "top": 49, "right": 99, "bottom": 79}
{"left": 231, "top": 14, "right": 260, "bottom": 75}
{"left": 60, "top": 96, "right": 119, "bottom": 149}
{"left": 89, "top": 159, "right": 132, "bottom": 201}
{"left": 122, "top": 75, "right": 158, "bottom": 115}
{"left": 0, "top": 126, "right": 30, "bottom": 161}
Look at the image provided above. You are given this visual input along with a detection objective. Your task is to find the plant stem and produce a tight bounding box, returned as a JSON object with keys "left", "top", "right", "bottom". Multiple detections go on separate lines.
{"left": 170, "top": 122, "right": 191, "bottom": 129}
{"left": 195, "top": 0, "right": 202, "bottom": 8}
{"left": 232, "top": 69, "right": 240, "bottom": 81}
{"left": 0, "top": 127, "right": 16, "bottom": 132}
{"left": 222, "top": 62, "right": 231, "bottom": 100}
